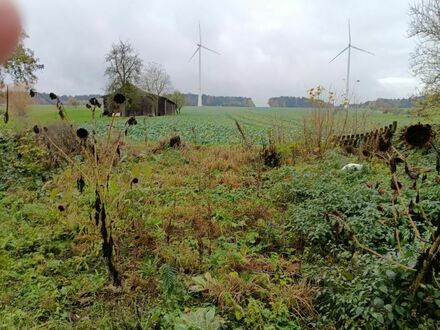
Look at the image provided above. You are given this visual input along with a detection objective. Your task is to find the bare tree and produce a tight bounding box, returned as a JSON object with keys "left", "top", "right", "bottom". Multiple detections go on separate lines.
{"left": 105, "top": 41, "right": 143, "bottom": 92}
{"left": 142, "top": 62, "right": 172, "bottom": 96}
{"left": 409, "top": 0, "right": 440, "bottom": 92}
{"left": 142, "top": 62, "right": 172, "bottom": 115}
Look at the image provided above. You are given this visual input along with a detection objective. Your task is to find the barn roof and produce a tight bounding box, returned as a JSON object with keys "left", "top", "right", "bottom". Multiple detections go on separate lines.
{"left": 104, "top": 83, "right": 176, "bottom": 105}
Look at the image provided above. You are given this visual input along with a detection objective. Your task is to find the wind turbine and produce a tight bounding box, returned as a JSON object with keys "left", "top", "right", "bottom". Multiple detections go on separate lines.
{"left": 329, "top": 20, "right": 374, "bottom": 108}
{"left": 189, "top": 21, "right": 220, "bottom": 107}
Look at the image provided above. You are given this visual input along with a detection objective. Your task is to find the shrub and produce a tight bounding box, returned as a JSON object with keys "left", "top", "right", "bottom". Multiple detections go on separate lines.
{"left": 283, "top": 155, "right": 440, "bottom": 328}
{"left": 0, "top": 129, "right": 49, "bottom": 191}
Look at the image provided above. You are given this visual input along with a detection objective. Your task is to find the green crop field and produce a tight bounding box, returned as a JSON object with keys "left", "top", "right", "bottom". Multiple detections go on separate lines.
{"left": 3, "top": 104, "right": 428, "bottom": 145}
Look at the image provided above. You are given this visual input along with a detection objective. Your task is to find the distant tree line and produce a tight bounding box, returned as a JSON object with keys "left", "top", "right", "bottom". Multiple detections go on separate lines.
{"left": 268, "top": 96, "right": 421, "bottom": 109}
{"left": 33, "top": 93, "right": 102, "bottom": 105}
{"left": 358, "top": 97, "right": 420, "bottom": 109}
{"left": 268, "top": 96, "right": 314, "bottom": 108}
{"left": 184, "top": 93, "right": 255, "bottom": 107}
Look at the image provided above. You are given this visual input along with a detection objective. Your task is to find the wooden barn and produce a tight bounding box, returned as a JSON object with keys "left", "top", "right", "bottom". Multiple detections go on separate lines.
{"left": 103, "top": 84, "right": 177, "bottom": 117}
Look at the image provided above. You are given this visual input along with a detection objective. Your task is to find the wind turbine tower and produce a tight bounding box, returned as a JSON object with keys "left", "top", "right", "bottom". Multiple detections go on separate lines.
{"left": 189, "top": 21, "right": 220, "bottom": 107}
{"left": 329, "top": 20, "right": 374, "bottom": 108}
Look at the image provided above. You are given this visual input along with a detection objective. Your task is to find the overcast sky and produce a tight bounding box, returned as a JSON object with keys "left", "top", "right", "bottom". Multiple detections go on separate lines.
{"left": 15, "top": 0, "right": 419, "bottom": 106}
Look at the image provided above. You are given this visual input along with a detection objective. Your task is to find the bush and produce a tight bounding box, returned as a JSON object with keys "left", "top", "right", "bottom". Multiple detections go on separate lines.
{"left": 0, "top": 129, "right": 49, "bottom": 191}
{"left": 283, "top": 156, "right": 440, "bottom": 329}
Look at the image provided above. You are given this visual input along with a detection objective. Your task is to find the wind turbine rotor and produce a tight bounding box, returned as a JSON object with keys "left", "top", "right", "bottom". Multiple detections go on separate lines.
{"left": 199, "top": 20, "right": 202, "bottom": 45}
{"left": 188, "top": 46, "right": 200, "bottom": 62}
{"left": 348, "top": 19, "right": 351, "bottom": 45}
{"left": 329, "top": 46, "right": 349, "bottom": 63}
{"left": 329, "top": 19, "right": 374, "bottom": 109}
{"left": 188, "top": 21, "right": 221, "bottom": 107}
{"left": 351, "top": 45, "right": 374, "bottom": 56}
{"left": 200, "top": 45, "right": 220, "bottom": 55}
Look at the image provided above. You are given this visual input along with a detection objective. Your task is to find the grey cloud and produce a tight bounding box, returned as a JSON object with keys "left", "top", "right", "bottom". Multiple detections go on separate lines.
{"left": 15, "top": 0, "right": 419, "bottom": 106}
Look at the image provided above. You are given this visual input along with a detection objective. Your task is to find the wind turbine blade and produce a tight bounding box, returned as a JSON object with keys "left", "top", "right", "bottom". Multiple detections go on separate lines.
{"left": 329, "top": 46, "right": 349, "bottom": 63}
{"left": 188, "top": 47, "right": 200, "bottom": 62}
{"left": 348, "top": 19, "right": 351, "bottom": 44}
{"left": 351, "top": 45, "right": 374, "bottom": 56}
{"left": 201, "top": 45, "right": 220, "bottom": 55}
{"left": 199, "top": 21, "right": 202, "bottom": 44}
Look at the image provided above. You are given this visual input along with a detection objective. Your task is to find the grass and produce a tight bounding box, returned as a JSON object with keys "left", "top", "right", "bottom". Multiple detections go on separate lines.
{"left": 0, "top": 136, "right": 315, "bottom": 328}
{"left": 1, "top": 104, "right": 431, "bottom": 145}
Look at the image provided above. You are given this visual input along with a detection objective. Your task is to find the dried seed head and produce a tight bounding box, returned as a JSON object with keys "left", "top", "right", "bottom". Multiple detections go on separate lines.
{"left": 32, "top": 125, "right": 39, "bottom": 134}
{"left": 29, "top": 89, "right": 36, "bottom": 98}
{"left": 113, "top": 93, "right": 126, "bottom": 104}
{"left": 378, "top": 136, "right": 391, "bottom": 152}
{"left": 58, "top": 205, "right": 65, "bottom": 212}
{"left": 126, "top": 116, "right": 137, "bottom": 126}
{"left": 86, "top": 103, "right": 92, "bottom": 109}
{"left": 89, "top": 97, "right": 101, "bottom": 107}
{"left": 49, "top": 92, "right": 57, "bottom": 100}
{"left": 362, "top": 149, "right": 371, "bottom": 157}
{"left": 76, "top": 128, "right": 89, "bottom": 139}
{"left": 77, "top": 176, "right": 85, "bottom": 193}
{"left": 131, "top": 177, "right": 139, "bottom": 184}
{"left": 402, "top": 124, "right": 433, "bottom": 148}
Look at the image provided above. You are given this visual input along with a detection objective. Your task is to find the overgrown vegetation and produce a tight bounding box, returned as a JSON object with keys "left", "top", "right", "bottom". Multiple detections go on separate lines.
{"left": 1, "top": 86, "right": 439, "bottom": 329}
{"left": 2, "top": 0, "right": 440, "bottom": 326}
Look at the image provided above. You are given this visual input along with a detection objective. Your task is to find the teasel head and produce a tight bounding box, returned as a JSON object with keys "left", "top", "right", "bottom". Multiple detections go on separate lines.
{"left": 32, "top": 125, "right": 40, "bottom": 134}
{"left": 49, "top": 92, "right": 57, "bottom": 100}
{"left": 29, "top": 89, "right": 36, "bottom": 98}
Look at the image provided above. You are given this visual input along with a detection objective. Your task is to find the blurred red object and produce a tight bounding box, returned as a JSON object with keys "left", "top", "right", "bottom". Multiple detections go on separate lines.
{"left": 0, "top": 0, "right": 21, "bottom": 64}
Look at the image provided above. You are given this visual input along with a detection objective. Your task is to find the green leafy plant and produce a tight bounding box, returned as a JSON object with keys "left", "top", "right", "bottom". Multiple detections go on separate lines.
{"left": 174, "top": 307, "right": 222, "bottom": 330}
